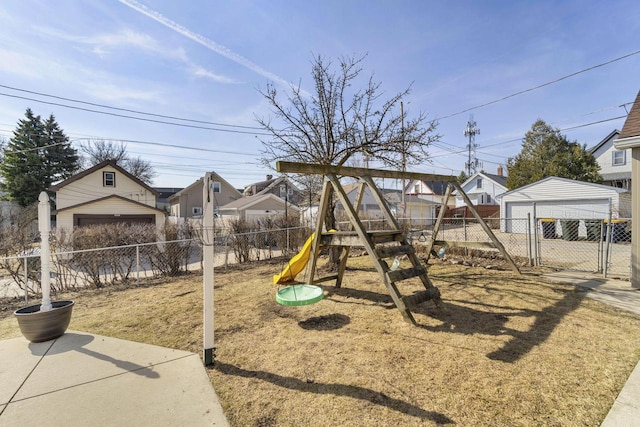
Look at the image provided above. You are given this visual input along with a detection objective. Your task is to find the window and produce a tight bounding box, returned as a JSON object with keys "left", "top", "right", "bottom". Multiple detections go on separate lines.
{"left": 280, "top": 184, "right": 286, "bottom": 197}
{"left": 612, "top": 150, "right": 626, "bottom": 166}
{"left": 192, "top": 207, "right": 203, "bottom": 215}
{"left": 476, "top": 178, "right": 483, "bottom": 189}
{"left": 212, "top": 181, "right": 221, "bottom": 193}
{"left": 103, "top": 171, "right": 115, "bottom": 187}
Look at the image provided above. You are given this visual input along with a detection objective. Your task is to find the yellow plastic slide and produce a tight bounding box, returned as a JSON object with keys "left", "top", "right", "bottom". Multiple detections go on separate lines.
{"left": 273, "top": 233, "right": 315, "bottom": 285}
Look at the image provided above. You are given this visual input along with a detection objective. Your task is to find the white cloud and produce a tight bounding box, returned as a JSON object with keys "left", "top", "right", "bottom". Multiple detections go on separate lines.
{"left": 81, "top": 82, "right": 161, "bottom": 103}
{"left": 188, "top": 64, "right": 238, "bottom": 84}
{"left": 0, "top": 48, "right": 50, "bottom": 79}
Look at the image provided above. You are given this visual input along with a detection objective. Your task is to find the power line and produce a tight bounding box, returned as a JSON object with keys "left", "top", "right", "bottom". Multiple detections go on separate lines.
{"left": 436, "top": 48, "right": 640, "bottom": 121}
{"left": 0, "top": 83, "right": 266, "bottom": 130}
{"left": 0, "top": 92, "right": 272, "bottom": 136}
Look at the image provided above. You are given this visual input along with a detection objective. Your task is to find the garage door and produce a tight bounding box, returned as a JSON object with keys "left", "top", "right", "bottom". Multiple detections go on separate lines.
{"left": 74, "top": 214, "right": 155, "bottom": 227}
{"left": 504, "top": 199, "right": 610, "bottom": 233}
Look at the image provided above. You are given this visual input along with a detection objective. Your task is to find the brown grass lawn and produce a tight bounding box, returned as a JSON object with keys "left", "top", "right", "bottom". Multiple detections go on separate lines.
{"left": 2, "top": 256, "right": 640, "bottom": 426}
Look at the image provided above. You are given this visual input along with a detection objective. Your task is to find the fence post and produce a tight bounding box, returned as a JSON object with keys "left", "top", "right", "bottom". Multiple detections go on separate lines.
{"left": 38, "top": 192, "right": 52, "bottom": 311}
{"left": 136, "top": 244, "right": 140, "bottom": 284}
{"left": 603, "top": 208, "right": 613, "bottom": 278}
{"left": 463, "top": 216, "right": 467, "bottom": 242}
{"left": 533, "top": 202, "right": 539, "bottom": 266}
{"left": 23, "top": 256, "right": 28, "bottom": 304}
{"left": 527, "top": 213, "right": 533, "bottom": 266}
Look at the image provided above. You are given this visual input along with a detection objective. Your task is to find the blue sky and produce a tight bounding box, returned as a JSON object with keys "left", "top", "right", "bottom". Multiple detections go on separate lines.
{"left": 0, "top": 0, "right": 639, "bottom": 189}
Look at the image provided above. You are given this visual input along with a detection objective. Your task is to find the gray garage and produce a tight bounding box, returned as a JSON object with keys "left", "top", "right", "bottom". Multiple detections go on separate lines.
{"left": 498, "top": 176, "right": 631, "bottom": 234}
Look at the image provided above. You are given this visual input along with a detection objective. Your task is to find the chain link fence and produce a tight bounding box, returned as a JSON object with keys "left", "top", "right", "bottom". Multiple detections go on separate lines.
{"left": 0, "top": 225, "right": 310, "bottom": 303}
{"left": 2, "top": 215, "right": 632, "bottom": 303}
{"left": 409, "top": 216, "right": 632, "bottom": 279}
{"left": 535, "top": 217, "right": 632, "bottom": 278}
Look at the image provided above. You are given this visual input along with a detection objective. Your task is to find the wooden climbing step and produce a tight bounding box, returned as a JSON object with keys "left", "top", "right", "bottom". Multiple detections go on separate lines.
{"left": 320, "top": 230, "right": 403, "bottom": 246}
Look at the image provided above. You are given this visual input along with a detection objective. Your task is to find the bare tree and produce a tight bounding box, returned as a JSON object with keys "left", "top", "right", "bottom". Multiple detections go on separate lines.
{"left": 81, "top": 139, "right": 127, "bottom": 165}
{"left": 80, "top": 139, "right": 157, "bottom": 184}
{"left": 257, "top": 54, "right": 439, "bottom": 268}
{"left": 257, "top": 54, "right": 439, "bottom": 170}
{"left": 257, "top": 54, "right": 439, "bottom": 223}
{"left": 126, "top": 156, "right": 157, "bottom": 185}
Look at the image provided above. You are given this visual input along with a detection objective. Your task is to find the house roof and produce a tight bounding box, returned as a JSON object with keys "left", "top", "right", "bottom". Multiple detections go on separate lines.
{"left": 154, "top": 187, "right": 183, "bottom": 200}
{"left": 49, "top": 160, "right": 159, "bottom": 197}
{"left": 244, "top": 176, "right": 300, "bottom": 196}
{"left": 458, "top": 171, "right": 508, "bottom": 192}
{"left": 54, "top": 194, "right": 166, "bottom": 214}
{"left": 588, "top": 129, "right": 620, "bottom": 154}
{"left": 497, "top": 176, "right": 629, "bottom": 199}
{"left": 620, "top": 90, "right": 640, "bottom": 139}
{"left": 168, "top": 171, "right": 240, "bottom": 201}
{"left": 405, "top": 179, "right": 451, "bottom": 196}
{"left": 219, "top": 193, "right": 300, "bottom": 211}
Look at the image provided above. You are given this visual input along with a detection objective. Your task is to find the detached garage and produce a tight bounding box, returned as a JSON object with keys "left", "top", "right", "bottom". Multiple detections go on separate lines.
{"left": 499, "top": 177, "right": 631, "bottom": 234}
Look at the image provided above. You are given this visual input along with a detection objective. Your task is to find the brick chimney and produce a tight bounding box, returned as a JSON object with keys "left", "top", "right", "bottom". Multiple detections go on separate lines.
{"left": 497, "top": 165, "right": 503, "bottom": 177}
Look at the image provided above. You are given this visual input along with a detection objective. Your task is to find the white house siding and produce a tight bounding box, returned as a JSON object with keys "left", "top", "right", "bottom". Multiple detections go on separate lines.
{"left": 57, "top": 198, "right": 165, "bottom": 231}
{"left": 592, "top": 136, "right": 631, "bottom": 180}
{"left": 499, "top": 177, "right": 630, "bottom": 234}
{"left": 56, "top": 167, "right": 155, "bottom": 210}
{"left": 455, "top": 174, "right": 506, "bottom": 207}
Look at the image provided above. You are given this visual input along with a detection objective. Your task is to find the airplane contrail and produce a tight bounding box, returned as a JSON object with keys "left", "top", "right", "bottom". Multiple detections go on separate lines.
{"left": 118, "top": 0, "right": 295, "bottom": 89}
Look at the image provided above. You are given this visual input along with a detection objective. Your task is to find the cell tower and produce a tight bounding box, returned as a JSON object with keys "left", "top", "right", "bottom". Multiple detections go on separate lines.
{"left": 464, "top": 115, "right": 481, "bottom": 176}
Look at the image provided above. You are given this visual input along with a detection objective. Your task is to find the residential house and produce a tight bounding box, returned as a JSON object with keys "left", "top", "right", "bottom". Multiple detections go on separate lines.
{"left": 168, "top": 172, "right": 241, "bottom": 220}
{"left": 335, "top": 184, "right": 438, "bottom": 226}
{"left": 154, "top": 187, "right": 183, "bottom": 212}
{"left": 49, "top": 160, "right": 165, "bottom": 230}
{"left": 243, "top": 175, "right": 304, "bottom": 205}
{"left": 454, "top": 168, "right": 507, "bottom": 207}
{"left": 589, "top": 130, "right": 631, "bottom": 190}
{"left": 218, "top": 193, "right": 299, "bottom": 223}
{"left": 613, "top": 89, "right": 640, "bottom": 288}
{"left": 404, "top": 179, "right": 454, "bottom": 207}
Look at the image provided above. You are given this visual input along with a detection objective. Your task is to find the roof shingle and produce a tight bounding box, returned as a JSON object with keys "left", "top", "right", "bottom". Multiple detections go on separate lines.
{"left": 620, "top": 90, "right": 640, "bottom": 139}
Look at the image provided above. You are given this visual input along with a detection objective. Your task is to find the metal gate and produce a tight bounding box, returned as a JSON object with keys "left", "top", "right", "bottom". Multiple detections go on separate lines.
{"left": 534, "top": 217, "right": 632, "bottom": 278}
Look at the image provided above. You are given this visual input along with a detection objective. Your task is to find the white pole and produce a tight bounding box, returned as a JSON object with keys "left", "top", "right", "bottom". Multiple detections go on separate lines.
{"left": 202, "top": 173, "right": 215, "bottom": 365}
{"left": 38, "top": 191, "right": 52, "bottom": 312}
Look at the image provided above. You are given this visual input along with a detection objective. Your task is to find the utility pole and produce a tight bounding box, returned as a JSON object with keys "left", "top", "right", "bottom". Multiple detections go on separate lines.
{"left": 464, "top": 115, "right": 481, "bottom": 176}
{"left": 401, "top": 101, "right": 406, "bottom": 218}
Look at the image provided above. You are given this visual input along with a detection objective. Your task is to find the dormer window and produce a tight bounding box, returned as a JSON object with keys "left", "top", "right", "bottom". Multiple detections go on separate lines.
{"left": 103, "top": 171, "right": 115, "bottom": 187}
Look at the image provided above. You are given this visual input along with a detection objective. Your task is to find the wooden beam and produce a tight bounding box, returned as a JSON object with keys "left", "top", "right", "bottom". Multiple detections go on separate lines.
{"left": 276, "top": 161, "right": 457, "bottom": 182}
{"left": 451, "top": 181, "right": 521, "bottom": 275}
{"left": 435, "top": 240, "right": 497, "bottom": 249}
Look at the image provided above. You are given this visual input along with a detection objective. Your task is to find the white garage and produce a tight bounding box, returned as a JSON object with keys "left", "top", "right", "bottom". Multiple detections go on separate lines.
{"left": 499, "top": 176, "right": 631, "bottom": 234}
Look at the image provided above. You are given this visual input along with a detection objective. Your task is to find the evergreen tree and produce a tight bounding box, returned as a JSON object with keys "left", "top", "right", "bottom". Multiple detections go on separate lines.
{"left": 43, "top": 114, "right": 80, "bottom": 183}
{"left": 506, "top": 119, "right": 601, "bottom": 189}
{"left": 0, "top": 109, "right": 79, "bottom": 206}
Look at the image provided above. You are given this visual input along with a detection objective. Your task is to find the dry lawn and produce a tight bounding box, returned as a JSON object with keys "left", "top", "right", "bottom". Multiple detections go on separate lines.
{"left": 2, "top": 256, "right": 640, "bottom": 426}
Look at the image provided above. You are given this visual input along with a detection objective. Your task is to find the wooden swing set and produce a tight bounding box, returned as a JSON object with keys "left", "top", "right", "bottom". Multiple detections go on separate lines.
{"left": 277, "top": 161, "right": 520, "bottom": 325}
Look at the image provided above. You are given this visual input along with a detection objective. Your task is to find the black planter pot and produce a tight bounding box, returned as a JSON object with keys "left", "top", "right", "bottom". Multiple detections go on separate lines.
{"left": 14, "top": 300, "right": 74, "bottom": 343}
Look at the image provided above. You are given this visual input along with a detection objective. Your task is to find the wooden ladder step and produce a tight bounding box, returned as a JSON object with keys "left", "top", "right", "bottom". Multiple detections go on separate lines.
{"left": 376, "top": 244, "right": 415, "bottom": 259}
{"left": 386, "top": 265, "right": 426, "bottom": 283}
{"left": 321, "top": 230, "right": 403, "bottom": 246}
{"left": 402, "top": 288, "right": 441, "bottom": 308}
{"left": 369, "top": 230, "right": 404, "bottom": 244}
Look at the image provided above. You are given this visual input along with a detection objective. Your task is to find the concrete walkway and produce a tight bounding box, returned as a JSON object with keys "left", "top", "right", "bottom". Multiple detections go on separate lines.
{"left": 0, "top": 331, "right": 229, "bottom": 426}
{"left": 543, "top": 271, "right": 640, "bottom": 426}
